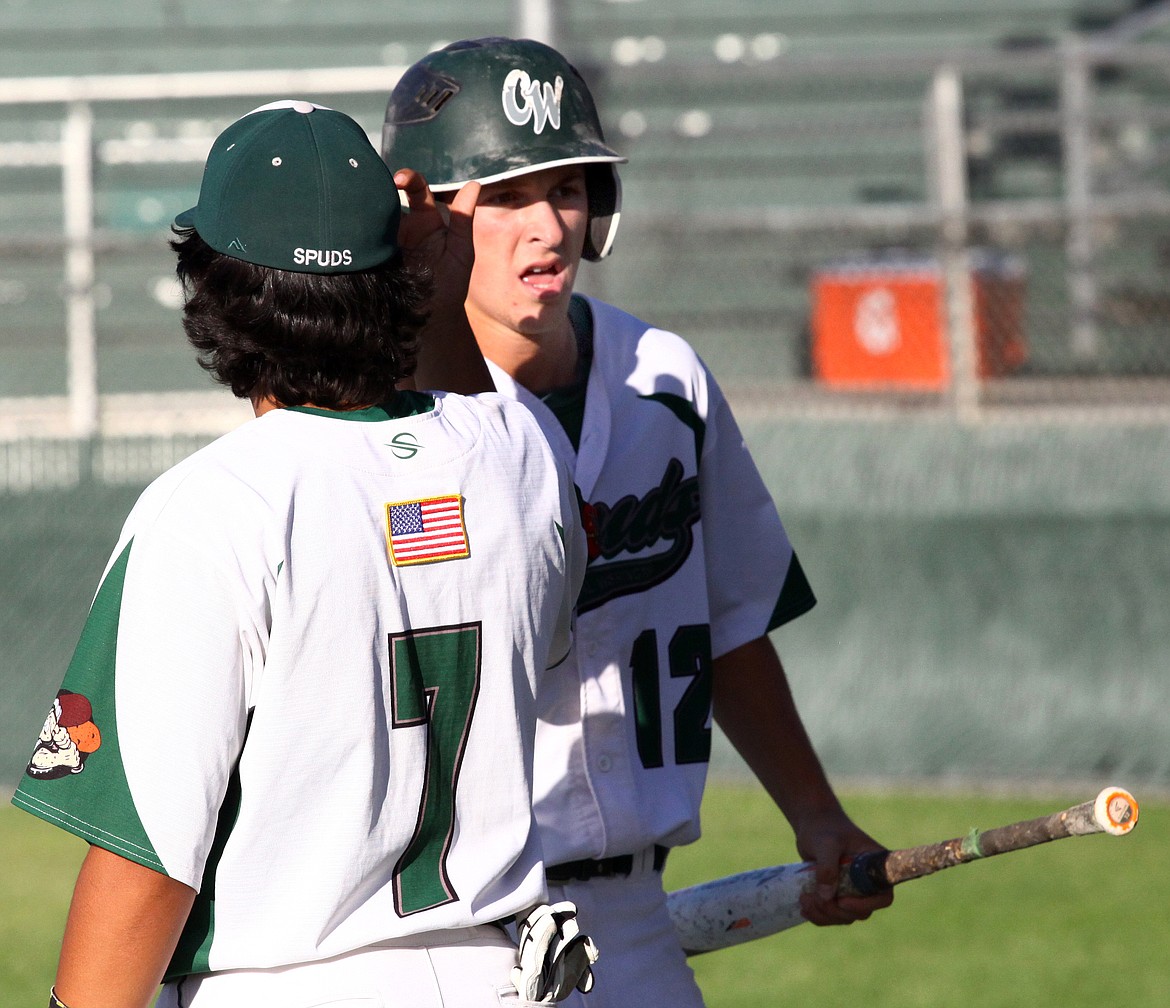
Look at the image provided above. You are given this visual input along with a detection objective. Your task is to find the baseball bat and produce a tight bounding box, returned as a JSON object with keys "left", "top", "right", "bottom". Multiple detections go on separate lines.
{"left": 667, "top": 786, "right": 1139, "bottom": 956}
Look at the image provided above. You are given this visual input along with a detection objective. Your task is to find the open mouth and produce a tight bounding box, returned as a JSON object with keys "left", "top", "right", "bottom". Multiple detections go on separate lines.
{"left": 521, "top": 262, "right": 565, "bottom": 294}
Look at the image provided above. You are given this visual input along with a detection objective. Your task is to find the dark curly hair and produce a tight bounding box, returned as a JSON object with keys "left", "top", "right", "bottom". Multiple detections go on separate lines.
{"left": 171, "top": 229, "right": 431, "bottom": 409}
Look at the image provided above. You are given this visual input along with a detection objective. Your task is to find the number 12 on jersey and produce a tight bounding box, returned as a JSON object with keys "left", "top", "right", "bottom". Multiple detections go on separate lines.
{"left": 629, "top": 624, "right": 712, "bottom": 769}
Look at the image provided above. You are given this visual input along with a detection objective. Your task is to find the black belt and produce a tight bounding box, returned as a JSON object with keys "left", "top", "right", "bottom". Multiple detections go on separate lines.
{"left": 546, "top": 845, "right": 669, "bottom": 882}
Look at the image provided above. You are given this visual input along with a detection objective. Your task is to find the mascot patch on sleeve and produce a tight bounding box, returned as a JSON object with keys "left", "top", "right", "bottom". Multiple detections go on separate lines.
{"left": 26, "top": 690, "right": 103, "bottom": 780}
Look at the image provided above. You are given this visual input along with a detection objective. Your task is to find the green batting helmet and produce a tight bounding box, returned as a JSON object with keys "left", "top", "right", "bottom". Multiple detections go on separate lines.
{"left": 382, "top": 36, "right": 626, "bottom": 261}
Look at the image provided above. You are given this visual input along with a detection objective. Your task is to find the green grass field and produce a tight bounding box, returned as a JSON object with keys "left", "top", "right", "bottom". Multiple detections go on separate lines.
{"left": 2, "top": 783, "right": 1163, "bottom": 1006}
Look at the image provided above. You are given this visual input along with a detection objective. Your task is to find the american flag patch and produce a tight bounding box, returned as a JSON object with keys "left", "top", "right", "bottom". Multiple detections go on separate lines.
{"left": 385, "top": 494, "right": 470, "bottom": 566}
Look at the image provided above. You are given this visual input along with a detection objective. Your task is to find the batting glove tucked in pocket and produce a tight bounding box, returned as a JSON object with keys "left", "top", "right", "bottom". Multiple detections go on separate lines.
{"left": 512, "top": 901, "right": 600, "bottom": 1002}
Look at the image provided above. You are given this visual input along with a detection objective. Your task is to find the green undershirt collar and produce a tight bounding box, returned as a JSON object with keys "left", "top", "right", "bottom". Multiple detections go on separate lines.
{"left": 542, "top": 295, "right": 594, "bottom": 451}
{"left": 284, "top": 390, "right": 435, "bottom": 422}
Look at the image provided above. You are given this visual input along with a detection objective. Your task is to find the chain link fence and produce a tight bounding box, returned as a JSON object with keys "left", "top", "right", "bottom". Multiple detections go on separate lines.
{"left": 585, "top": 43, "right": 1170, "bottom": 405}
{"left": 3, "top": 19, "right": 1169, "bottom": 789}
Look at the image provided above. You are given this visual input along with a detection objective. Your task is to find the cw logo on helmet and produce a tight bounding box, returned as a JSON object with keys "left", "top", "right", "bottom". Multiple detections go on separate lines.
{"left": 502, "top": 70, "right": 564, "bottom": 134}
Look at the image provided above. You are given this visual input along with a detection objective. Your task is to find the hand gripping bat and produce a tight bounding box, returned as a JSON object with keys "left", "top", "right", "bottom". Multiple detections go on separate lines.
{"left": 667, "top": 786, "right": 1139, "bottom": 956}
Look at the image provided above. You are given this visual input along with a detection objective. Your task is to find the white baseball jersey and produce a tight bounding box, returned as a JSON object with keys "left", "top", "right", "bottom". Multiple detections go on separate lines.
{"left": 486, "top": 296, "right": 816, "bottom": 865}
{"left": 13, "top": 392, "right": 586, "bottom": 980}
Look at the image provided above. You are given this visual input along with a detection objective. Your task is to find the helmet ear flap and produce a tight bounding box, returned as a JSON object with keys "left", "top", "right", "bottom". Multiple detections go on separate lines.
{"left": 584, "top": 163, "right": 622, "bottom": 261}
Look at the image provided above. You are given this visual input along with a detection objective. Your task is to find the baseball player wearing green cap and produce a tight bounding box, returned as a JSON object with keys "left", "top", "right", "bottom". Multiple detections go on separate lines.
{"left": 382, "top": 38, "right": 894, "bottom": 1007}
{"left": 14, "top": 100, "right": 597, "bottom": 1008}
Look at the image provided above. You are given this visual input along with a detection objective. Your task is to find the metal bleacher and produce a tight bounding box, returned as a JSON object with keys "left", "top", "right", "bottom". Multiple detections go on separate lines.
{"left": 0, "top": 0, "right": 514, "bottom": 76}
{"left": 4, "top": 0, "right": 1170, "bottom": 405}
{"left": 576, "top": 0, "right": 1091, "bottom": 55}
{"left": 0, "top": 0, "right": 1107, "bottom": 234}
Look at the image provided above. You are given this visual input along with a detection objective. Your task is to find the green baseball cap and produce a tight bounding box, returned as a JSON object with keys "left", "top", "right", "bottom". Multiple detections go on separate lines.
{"left": 175, "top": 100, "right": 400, "bottom": 274}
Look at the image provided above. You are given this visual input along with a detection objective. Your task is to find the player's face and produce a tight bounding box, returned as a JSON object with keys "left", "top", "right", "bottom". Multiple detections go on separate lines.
{"left": 464, "top": 165, "right": 589, "bottom": 341}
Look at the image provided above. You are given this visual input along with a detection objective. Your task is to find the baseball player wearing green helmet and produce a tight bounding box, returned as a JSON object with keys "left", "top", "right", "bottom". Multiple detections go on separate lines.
{"left": 383, "top": 37, "right": 895, "bottom": 1007}
{"left": 14, "top": 99, "right": 594, "bottom": 1008}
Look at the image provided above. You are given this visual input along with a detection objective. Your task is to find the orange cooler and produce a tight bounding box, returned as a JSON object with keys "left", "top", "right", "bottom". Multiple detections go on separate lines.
{"left": 811, "top": 251, "right": 1026, "bottom": 390}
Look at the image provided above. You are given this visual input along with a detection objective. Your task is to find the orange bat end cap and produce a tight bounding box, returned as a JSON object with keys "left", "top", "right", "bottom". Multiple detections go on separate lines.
{"left": 1095, "top": 787, "right": 1139, "bottom": 836}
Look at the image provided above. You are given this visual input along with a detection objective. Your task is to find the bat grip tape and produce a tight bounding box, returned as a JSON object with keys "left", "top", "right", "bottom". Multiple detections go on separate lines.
{"left": 846, "top": 849, "right": 893, "bottom": 896}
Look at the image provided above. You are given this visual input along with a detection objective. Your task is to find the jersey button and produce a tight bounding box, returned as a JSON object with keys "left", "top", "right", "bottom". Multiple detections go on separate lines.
{"left": 597, "top": 754, "right": 612, "bottom": 772}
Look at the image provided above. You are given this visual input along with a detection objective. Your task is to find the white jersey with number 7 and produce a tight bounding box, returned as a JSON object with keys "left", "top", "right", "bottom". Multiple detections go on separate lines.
{"left": 13, "top": 391, "right": 586, "bottom": 981}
